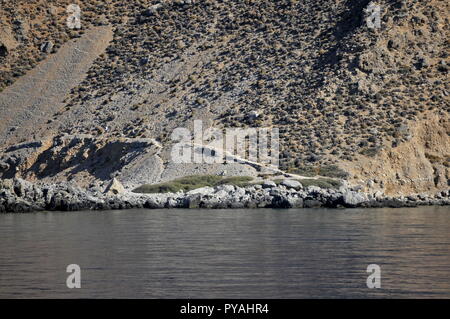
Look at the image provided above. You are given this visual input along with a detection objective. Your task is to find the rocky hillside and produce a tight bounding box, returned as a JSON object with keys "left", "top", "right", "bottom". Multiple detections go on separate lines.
{"left": 0, "top": 0, "right": 449, "bottom": 196}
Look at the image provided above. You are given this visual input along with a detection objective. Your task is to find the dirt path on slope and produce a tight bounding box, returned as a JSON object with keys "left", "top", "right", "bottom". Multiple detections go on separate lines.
{"left": 0, "top": 25, "right": 113, "bottom": 147}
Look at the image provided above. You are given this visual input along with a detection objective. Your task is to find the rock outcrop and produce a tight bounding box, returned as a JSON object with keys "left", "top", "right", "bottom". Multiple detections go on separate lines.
{"left": 104, "top": 178, "right": 125, "bottom": 195}
{"left": 1, "top": 178, "right": 448, "bottom": 213}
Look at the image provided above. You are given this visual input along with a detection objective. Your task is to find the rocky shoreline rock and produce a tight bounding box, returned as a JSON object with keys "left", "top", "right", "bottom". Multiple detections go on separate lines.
{"left": 1, "top": 178, "right": 449, "bottom": 213}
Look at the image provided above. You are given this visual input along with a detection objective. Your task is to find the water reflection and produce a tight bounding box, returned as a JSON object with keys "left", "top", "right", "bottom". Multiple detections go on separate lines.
{"left": 0, "top": 207, "right": 449, "bottom": 298}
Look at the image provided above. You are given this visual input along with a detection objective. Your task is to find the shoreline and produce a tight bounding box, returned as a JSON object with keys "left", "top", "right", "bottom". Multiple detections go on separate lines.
{"left": 1, "top": 178, "right": 449, "bottom": 213}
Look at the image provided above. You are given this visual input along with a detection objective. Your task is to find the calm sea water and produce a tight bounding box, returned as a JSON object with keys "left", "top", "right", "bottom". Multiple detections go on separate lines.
{"left": 0, "top": 207, "right": 449, "bottom": 298}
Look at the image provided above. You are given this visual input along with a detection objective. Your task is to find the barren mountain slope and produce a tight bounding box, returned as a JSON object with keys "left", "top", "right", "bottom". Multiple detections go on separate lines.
{"left": 0, "top": 0, "right": 448, "bottom": 194}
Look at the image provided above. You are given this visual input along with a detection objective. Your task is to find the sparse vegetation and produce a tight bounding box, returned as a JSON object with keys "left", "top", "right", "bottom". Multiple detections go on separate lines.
{"left": 289, "top": 165, "right": 348, "bottom": 179}
{"left": 288, "top": 166, "right": 317, "bottom": 177}
{"left": 133, "top": 175, "right": 254, "bottom": 194}
{"left": 316, "top": 165, "right": 349, "bottom": 179}
{"left": 297, "top": 178, "right": 342, "bottom": 189}
{"left": 360, "top": 147, "right": 381, "bottom": 158}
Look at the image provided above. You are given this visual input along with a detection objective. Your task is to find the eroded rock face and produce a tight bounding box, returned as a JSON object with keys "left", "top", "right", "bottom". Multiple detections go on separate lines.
{"left": 0, "top": 134, "right": 161, "bottom": 187}
{"left": 341, "top": 113, "right": 450, "bottom": 196}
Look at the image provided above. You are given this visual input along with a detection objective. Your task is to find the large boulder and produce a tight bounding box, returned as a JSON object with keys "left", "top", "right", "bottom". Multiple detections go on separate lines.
{"left": 186, "top": 186, "right": 215, "bottom": 196}
{"left": 40, "top": 41, "right": 54, "bottom": 53}
{"left": 262, "top": 180, "right": 276, "bottom": 188}
{"left": 104, "top": 178, "right": 125, "bottom": 195}
{"left": 280, "top": 179, "right": 303, "bottom": 190}
{"left": 215, "top": 184, "right": 235, "bottom": 193}
{"left": 286, "top": 196, "right": 304, "bottom": 208}
{"left": 343, "top": 191, "right": 367, "bottom": 207}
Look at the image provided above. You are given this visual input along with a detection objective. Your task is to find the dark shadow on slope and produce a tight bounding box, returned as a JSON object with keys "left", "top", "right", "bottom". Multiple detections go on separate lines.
{"left": 27, "top": 138, "right": 153, "bottom": 181}
{"left": 313, "top": 0, "right": 372, "bottom": 71}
